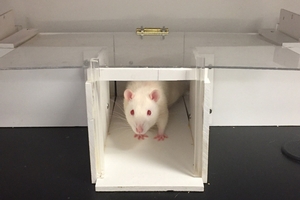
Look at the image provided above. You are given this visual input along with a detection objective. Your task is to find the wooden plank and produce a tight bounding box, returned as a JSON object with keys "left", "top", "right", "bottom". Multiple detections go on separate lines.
{"left": 202, "top": 77, "right": 212, "bottom": 183}
{"left": 97, "top": 68, "right": 197, "bottom": 81}
{"left": 93, "top": 82, "right": 105, "bottom": 178}
{"left": 85, "top": 82, "right": 97, "bottom": 183}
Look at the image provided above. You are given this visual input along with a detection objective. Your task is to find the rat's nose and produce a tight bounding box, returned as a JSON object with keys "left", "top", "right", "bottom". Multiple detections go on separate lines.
{"left": 136, "top": 125, "right": 143, "bottom": 134}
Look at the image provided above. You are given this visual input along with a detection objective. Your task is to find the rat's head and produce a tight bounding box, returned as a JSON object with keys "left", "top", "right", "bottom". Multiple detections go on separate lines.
{"left": 123, "top": 89, "right": 160, "bottom": 135}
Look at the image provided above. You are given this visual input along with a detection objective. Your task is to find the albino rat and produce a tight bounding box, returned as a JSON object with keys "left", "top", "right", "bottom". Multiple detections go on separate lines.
{"left": 123, "top": 81, "right": 188, "bottom": 141}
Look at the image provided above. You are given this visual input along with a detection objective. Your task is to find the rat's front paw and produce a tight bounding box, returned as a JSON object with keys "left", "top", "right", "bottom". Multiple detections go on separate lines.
{"left": 154, "top": 134, "right": 168, "bottom": 141}
{"left": 134, "top": 134, "right": 148, "bottom": 140}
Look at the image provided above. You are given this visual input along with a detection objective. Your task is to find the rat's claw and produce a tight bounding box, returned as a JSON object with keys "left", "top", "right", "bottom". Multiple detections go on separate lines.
{"left": 134, "top": 134, "right": 148, "bottom": 140}
{"left": 154, "top": 134, "right": 168, "bottom": 141}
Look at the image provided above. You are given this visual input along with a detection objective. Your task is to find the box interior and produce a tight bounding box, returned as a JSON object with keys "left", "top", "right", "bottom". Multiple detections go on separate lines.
{"left": 94, "top": 81, "right": 204, "bottom": 191}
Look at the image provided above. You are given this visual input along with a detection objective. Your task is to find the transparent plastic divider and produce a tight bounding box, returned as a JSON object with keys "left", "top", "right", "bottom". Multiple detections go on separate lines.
{"left": 1, "top": 32, "right": 300, "bottom": 71}
{"left": 95, "top": 45, "right": 300, "bottom": 71}
{"left": 0, "top": 46, "right": 106, "bottom": 70}
{"left": 0, "top": 32, "right": 114, "bottom": 70}
{"left": 113, "top": 32, "right": 185, "bottom": 67}
{"left": 84, "top": 49, "right": 110, "bottom": 183}
{"left": 193, "top": 46, "right": 300, "bottom": 70}
{"left": 189, "top": 52, "right": 213, "bottom": 182}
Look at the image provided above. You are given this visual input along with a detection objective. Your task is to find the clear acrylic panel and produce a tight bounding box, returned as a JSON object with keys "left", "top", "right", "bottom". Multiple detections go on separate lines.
{"left": 1, "top": 32, "right": 300, "bottom": 71}
{"left": 0, "top": 33, "right": 114, "bottom": 70}
{"left": 113, "top": 32, "right": 184, "bottom": 67}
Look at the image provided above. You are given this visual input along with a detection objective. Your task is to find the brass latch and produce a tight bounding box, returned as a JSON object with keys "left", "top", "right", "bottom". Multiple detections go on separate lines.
{"left": 136, "top": 26, "right": 169, "bottom": 39}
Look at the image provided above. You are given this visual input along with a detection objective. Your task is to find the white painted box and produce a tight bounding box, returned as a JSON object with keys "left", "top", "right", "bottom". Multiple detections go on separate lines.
{"left": 84, "top": 47, "right": 213, "bottom": 192}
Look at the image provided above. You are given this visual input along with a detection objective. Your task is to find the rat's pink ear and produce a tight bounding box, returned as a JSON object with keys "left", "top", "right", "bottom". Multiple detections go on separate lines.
{"left": 124, "top": 89, "right": 134, "bottom": 100}
{"left": 149, "top": 90, "right": 160, "bottom": 102}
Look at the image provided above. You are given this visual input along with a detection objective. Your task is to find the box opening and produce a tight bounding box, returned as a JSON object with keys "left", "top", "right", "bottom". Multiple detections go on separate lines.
{"left": 84, "top": 50, "right": 212, "bottom": 192}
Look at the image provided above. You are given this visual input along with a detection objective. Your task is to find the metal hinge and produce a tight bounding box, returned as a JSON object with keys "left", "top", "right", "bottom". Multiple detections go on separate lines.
{"left": 136, "top": 26, "right": 169, "bottom": 39}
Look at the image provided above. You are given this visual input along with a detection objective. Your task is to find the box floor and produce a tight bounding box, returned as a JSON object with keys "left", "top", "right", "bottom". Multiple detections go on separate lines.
{"left": 1, "top": 126, "right": 300, "bottom": 199}
{"left": 96, "top": 98, "right": 203, "bottom": 191}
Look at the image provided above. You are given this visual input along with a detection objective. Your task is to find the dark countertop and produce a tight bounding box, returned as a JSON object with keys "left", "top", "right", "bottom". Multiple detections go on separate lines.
{"left": 1, "top": 126, "right": 299, "bottom": 200}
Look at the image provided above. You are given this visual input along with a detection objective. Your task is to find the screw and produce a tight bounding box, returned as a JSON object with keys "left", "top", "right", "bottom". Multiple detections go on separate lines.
{"left": 83, "top": 60, "right": 90, "bottom": 66}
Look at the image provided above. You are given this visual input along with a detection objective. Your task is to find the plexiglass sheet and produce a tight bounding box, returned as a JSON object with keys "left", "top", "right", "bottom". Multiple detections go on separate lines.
{"left": 194, "top": 46, "right": 300, "bottom": 70}
{"left": 1, "top": 32, "right": 300, "bottom": 70}
{"left": 0, "top": 33, "right": 114, "bottom": 70}
{"left": 113, "top": 32, "right": 184, "bottom": 67}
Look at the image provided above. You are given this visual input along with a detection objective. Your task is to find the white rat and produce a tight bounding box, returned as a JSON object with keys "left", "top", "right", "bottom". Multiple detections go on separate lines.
{"left": 123, "top": 81, "right": 188, "bottom": 141}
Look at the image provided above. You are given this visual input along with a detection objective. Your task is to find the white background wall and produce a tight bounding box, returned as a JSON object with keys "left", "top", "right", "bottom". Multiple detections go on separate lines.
{"left": 1, "top": 0, "right": 299, "bottom": 33}
{"left": 1, "top": 0, "right": 300, "bottom": 127}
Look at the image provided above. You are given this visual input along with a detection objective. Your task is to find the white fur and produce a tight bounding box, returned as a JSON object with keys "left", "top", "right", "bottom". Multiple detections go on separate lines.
{"left": 123, "top": 81, "right": 188, "bottom": 136}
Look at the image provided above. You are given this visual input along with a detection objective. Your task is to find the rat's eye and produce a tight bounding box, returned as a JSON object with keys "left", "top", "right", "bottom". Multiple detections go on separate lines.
{"left": 147, "top": 110, "right": 151, "bottom": 116}
{"left": 130, "top": 109, "right": 134, "bottom": 116}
